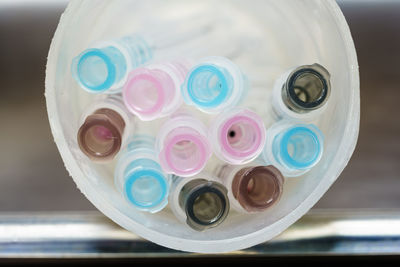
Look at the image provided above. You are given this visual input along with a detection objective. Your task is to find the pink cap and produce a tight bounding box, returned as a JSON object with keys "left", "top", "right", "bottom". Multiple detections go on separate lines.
{"left": 211, "top": 109, "right": 266, "bottom": 164}
{"left": 123, "top": 62, "right": 187, "bottom": 121}
{"left": 157, "top": 115, "right": 211, "bottom": 177}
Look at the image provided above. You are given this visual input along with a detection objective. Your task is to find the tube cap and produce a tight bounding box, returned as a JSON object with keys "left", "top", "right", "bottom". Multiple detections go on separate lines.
{"left": 124, "top": 163, "right": 169, "bottom": 211}
{"left": 211, "top": 109, "right": 266, "bottom": 164}
{"left": 182, "top": 57, "right": 245, "bottom": 113}
{"left": 179, "top": 179, "right": 229, "bottom": 231}
{"left": 72, "top": 47, "right": 127, "bottom": 93}
{"left": 157, "top": 115, "right": 212, "bottom": 177}
{"left": 123, "top": 62, "right": 187, "bottom": 121}
{"left": 263, "top": 121, "right": 324, "bottom": 177}
{"left": 231, "top": 165, "right": 284, "bottom": 212}
{"left": 274, "top": 125, "right": 323, "bottom": 169}
{"left": 77, "top": 108, "right": 125, "bottom": 163}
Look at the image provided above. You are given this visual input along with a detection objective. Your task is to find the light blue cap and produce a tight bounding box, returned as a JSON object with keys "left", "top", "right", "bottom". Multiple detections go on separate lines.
{"left": 123, "top": 158, "right": 169, "bottom": 212}
{"left": 273, "top": 124, "right": 323, "bottom": 170}
{"left": 72, "top": 46, "right": 127, "bottom": 93}
{"left": 184, "top": 64, "right": 233, "bottom": 108}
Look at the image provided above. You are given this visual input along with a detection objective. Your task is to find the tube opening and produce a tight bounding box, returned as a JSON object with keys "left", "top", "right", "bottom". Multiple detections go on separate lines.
{"left": 77, "top": 109, "right": 124, "bottom": 162}
{"left": 293, "top": 72, "right": 324, "bottom": 103}
{"left": 220, "top": 114, "right": 264, "bottom": 160}
{"left": 286, "top": 67, "right": 329, "bottom": 111}
{"left": 76, "top": 49, "right": 116, "bottom": 91}
{"left": 245, "top": 167, "right": 282, "bottom": 209}
{"left": 84, "top": 125, "right": 115, "bottom": 154}
{"left": 233, "top": 166, "right": 284, "bottom": 212}
{"left": 124, "top": 170, "right": 167, "bottom": 209}
{"left": 125, "top": 75, "right": 163, "bottom": 114}
{"left": 187, "top": 65, "right": 229, "bottom": 108}
{"left": 192, "top": 191, "right": 224, "bottom": 224}
{"left": 281, "top": 126, "right": 321, "bottom": 169}
{"left": 166, "top": 137, "right": 205, "bottom": 174}
{"left": 227, "top": 121, "right": 256, "bottom": 152}
{"left": 180, "top": 180, "right": 229, "bottom": 230}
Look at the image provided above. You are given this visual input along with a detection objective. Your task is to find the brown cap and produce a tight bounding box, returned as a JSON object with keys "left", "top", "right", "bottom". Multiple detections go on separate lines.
{"left": 77, "top": 108, "right": 125, "bottom": 163}
{"left": 232, "top": 165, "right": 284, "bottom": 212}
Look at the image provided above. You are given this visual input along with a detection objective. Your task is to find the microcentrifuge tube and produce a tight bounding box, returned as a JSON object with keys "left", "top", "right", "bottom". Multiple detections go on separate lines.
{"left": 114, "top": 135, "right": 171, "bottom": 213}
{"left": 181, "top": 56, "right": 248, "bottom": 113}
{"left": 77, "top": 96, "right": 133, "bottom": 163}
{"left": 169, "top": 175, "right": 229, "bottom": 231}
{"left": 156, "top": 113, "right": 212, "bottom": 177}
{"left": 123, "top": 61, "right": 190, "bottom": 121}
{"left": 210, "top": 108, "right": 266, "bottom": 165}
{"left": 71, "top": 35, "right": 152, "bottom": 94}
{"left": 71, "top": 17, "right": 217, "bottom": 94}
{"left": 272, "top": 63, "right": 331, "bottom": 120}
{"left": 262, "top": 120, "right": 324, "bottom": 177}
{"left": 216, "top": 164, "right": 284, "bottom": 213}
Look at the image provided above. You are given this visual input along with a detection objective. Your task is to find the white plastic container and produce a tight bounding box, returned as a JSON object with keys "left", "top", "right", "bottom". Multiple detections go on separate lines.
{"left": 45, "top": 0, "right": 359, "bottom": 253}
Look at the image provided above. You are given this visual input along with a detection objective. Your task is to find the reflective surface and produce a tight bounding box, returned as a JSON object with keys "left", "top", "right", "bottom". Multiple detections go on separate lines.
{"left": 0, "top": 210, "right": 399, "bottom": 257}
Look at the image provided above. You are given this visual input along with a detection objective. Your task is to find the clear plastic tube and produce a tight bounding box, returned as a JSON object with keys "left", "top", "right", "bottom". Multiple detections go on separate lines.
{"left": 271, "top": 63, "right": 331, "bottom": 121}
{"left": 70, "top": 15, "right": 218, "bottom": 94}
{"left": 114, "top": 135, "right": 171, "bottom": 213}
{"left": 262, "top": 120, "right": 324, "bottom": 177}
{"left": 210, "top": 108, "right": 266, "bottom": 165}
{"left": 181, "top": 56, "right": 248, "bottom": 113}
{"left": 169, "top": 174, "right": 229, "bottom": 231}
{"left": 216, "top": 163, "right": 284, "bottom": 213}
{"left": 77, "top": 96, "right": 133, "bottom": 163}
{"left": 156, "top": 112, "right": 212, "bottom": 177}
{"left": 71, "top": 35, "right": 152, "bottom": 94}
{"left": 122, "top": 60, "right": 190, "bottom": 121}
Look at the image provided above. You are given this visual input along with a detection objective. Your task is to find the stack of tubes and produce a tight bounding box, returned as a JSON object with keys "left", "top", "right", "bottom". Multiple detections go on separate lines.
{"left": 72, "top": 24, "right": 331, "bottom": 231}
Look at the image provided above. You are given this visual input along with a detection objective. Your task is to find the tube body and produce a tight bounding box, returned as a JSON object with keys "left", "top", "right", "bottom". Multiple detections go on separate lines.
{"left": 114, "top": 135, "right": 171, "bottom": 213}
{"left": 72, "top": 35, "right": 152, "bottom": 94}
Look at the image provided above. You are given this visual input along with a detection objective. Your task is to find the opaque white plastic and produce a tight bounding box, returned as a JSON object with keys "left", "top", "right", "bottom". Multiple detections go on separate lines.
{"left": 45, "top": 0, "right": 359, "bottom": 253}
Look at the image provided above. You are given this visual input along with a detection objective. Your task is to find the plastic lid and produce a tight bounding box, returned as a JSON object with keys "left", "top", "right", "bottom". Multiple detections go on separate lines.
{"left": 123, "top": 69, "right": 166, "bottom": 120}
{"left": 179, "top": 179, "right": 229, "bottom": 231}
{"left": 124, "top": 168, "right": 168, "bottom": 210}
{"left": 77, "top": 108, "right": 125, "bottom": 163}
{"left": 186, "top": 64, "right": 230, "bottom": 108}
{"left": 284, "top": 64, "right": 331, "bottom": 113}
{"left": 214, "top": 109, "right": 266, "bottom": 164}
{"left": 123, "top": 66, "right": 180, "bottom": 121}
{"left": 182, "top": 57, "right": 245, "bottom": 113}
{"left": 72, "top": 47, "right": 127, "bottom": 93}
{"left": 160, "top": 128, "right": 210, "bottom": 177}
{"left": 274, "top": 125, "right": 323, "bottom": 170}
{"left": 232, "top": 166, "right": 284, "bottom": 212}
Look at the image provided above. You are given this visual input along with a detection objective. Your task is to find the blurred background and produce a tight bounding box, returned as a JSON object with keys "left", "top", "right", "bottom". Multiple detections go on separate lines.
{"left": 0, "top": 0, "right": 399, "bottom": 212}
